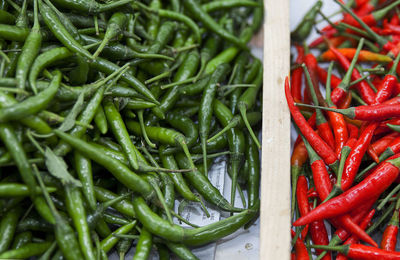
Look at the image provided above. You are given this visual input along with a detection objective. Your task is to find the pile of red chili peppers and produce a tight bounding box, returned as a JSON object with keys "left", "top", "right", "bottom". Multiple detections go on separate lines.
{"left": 289, "top": 0, "right": 400, "bottom": 259}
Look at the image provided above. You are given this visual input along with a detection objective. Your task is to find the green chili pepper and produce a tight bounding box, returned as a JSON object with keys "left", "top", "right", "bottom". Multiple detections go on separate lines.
{"left": 0, "top": 206, "right": 22, "bottom": 253}
{"left": 213, "top": 99, "right": 246, "bottom": 205}
{"left": 15, "top": 0, "right": 41, "bottom": 93}
{"left": 132, "top": 228, "right": 152, "bottom": 260}
{"left": 64, "top": 185, "right": 96, "bottom": 260}
{"left": 183, "top": 0, "right": 248, "bottom": 50}
{"left": 11, "top": 231, "right": 32, "bottom": 250}
{"left": 133, "top": 196, "right": 257, "bottom": 246}
{"left": 103, "top": 97, "right": 139, "bottom": 170}
{"left": 199, "top": 63, "right": 230, "bottom": 176}
{"left": 0, "top": 70, "right": 61, "bottom": 123}
{"left": 100, "top": 221, "right": 136, "bottom": 253}
{"left": 0, "top": 242, "right": 52, "bottom": 259}
{"left": 39, "top": 0, "right": 94, "bottom": 60}
{"left": 93, "top": 12, "right": 127, "bottom": 58}
{"left": 51, "top": 0, "right": 133, "bottom": 14}
{"left": 291, "top": 0, "right": 322, "bottom": 42}
{"left": 55, "top": 130, "right": 154, "bottom": 201}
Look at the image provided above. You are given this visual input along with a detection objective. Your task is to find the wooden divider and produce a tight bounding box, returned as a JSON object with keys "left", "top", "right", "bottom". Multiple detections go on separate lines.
{"left": 260, "top": 0, "right": 291, "bottom": 258}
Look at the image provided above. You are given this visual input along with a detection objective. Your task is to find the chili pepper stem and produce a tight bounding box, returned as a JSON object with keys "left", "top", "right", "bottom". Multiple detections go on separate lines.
{"left": 323, "top": 145, "right": 352, "bottom": 203}
{"left": 291, "top": 165, "right": 301, "bottom": 220}
{"left": 138, "top": 110, "right": 156, "bottom": 148}
{"left": 377, "top": 183, "right": 400, "bottom": 211}
{"left": 295, "top": 103, "right": 355, "bottom": 119}
{"left": 308, "top": 244, "right": 349, "bottom": 254}
{"left": 356, "top": 148, "right": 394, "bottom": 182}
{"left": 239, "top": 105, "right": 261, "bottom": 149}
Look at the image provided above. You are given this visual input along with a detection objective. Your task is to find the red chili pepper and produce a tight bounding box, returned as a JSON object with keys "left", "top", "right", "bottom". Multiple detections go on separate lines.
{"left": 285, "top": 77, "right": 338, "bottom": 170}
{"left": 354, "top": 0, "right": 375, "bottom": 15}
{"left": 307, "top": 190, "right": 318, "bottom": 199}
{"left": 294, "top": 153, "right": 400, "bottom": 226}
{"left": 313, "top": 243, "right": 400, "bottom": 259}
{"left": 330, "top": 197, "right": 376, "bottom": 244}
{"left": 338, "top": 93, "right": 352, "bottom": 109}
{"left": 336, "top": 209, "right": 375, "bottom": 260}
{"left": 299, "top": 98, "right": 400, "bottom": 122}
{"left": 309, "top": 28, "right": 337, "bottom": 48}
{"left": 383, "top": 22, "right": 400, "bottom": 35}
{"left": 341, "top": 122, "right": 378, "bottom": 191}
{"left": 291, "top": 140, "right": 309, "bottom": 219}
{"left": 300, "top": 135, "right": 333, "bottom": 202}
{"left": 296, "top": 175, "right": 310, "bottom": 239}
{"left": 376, "top": 118, "right": 400, "bottom": 136}
{"left": 347, "top": 123, "right": 359, "bottom": 139}
{"left": 368, "top": 132, "right": 400, "bottom": 163}
{"left": 320, "top": 48, "right": 393, "bottom": 63}
{"left": 381, "top": 207, "right": 399, "bottom": 251}
{"left": 355, "top": 0, "right": 369, "bottom": 7}
{"left": 291, "top": 230, "right": 309, "bottom": 260}
{"left": 391, "top": 13, "right": 400, "bottom": 26}
{"left": 329, "top": 39, "right": 375, "bottom": 106}
{"left": 301, "top": 134, "right": 377, "bottom": 247}
{"left": 325, "top": 62, "right": 350, "bottom": 157}
{"left": 293, "top": 113, "right": 316, "bottom": 148}
{"left": 291, "top": 45, "right": 304, "bottom": 103}
{"left": 316, "top": 66, "right": 342, "bottom": 89}
{"left": 304, "top": 54, "right": 327, "bottom": 107}
{"left": 343, "top": 0, "right": 400, "bottom": 29}
{"left": 309, "top": 201, "right": 331, "bottom": 260}
{"left": 303, "top": 64, "right": 335, "bottom": 150}
{"left": 374, "top": 52, "right": 400, "bottom": 105}
{"left": 388, "top": 137, "right": 400, "bottom": 155}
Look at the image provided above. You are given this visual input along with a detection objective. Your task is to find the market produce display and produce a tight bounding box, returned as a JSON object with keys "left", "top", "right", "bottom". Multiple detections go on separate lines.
{"left": 0, "top": 0, "right": 263, "bottom": 259}
{"left": 289, "top": 0, "right": 400, "bottom": 259}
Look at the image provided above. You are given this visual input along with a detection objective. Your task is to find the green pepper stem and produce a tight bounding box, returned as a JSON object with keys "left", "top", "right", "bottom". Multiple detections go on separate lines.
{"left": 325, "top": 62, "right": 335, "bottom": 107}
{"left": 377, "top": 183, "right": 400, "bottom": 211}
{"left": 295, "top": 103, "right": 355, "bottom": 119}
{"left": 207, "top": 116, "right": 240, "bottom": 143}
{"left": 239, "top": 104, "right": 261, "bottom": 149}
{"left": 138, "top": 110, "right": 156, "bottom": 149}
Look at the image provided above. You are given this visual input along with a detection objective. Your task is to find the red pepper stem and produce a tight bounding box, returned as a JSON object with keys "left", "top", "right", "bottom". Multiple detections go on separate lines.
{"left": 291, "top": 165, "right": 302, "bottom": 220}
{"left": 335, "top": 0, "right": 388, "bottom": 47}
{"left": 336, "top": 37, "right": 365, "bottom": 92}
{"left": 388, "top": 123, "right": 400, "bottom": 133}
{"left": 387, "top": 156, "right": 400, "bottom": 168}
{"left": 377, "top": 183, "right": 400, "bottom": 211}
{"left": 291, "top": 224, "right": 306, "bottom": 246}
{"left": 322, "top": 145, "right": 352, "bottom": 203}
{"left": 325, "top": 61, "right": 335, "bottom": 107}
{"left": 389, "top": 52, "right": 400, "bottom": 76}
{"left": 372, "top": 0, "right": 400, "bottom": 22}
{"left": 302, "top": 64, "right": 327, "bottom": 125}
{"left": 338, "top": 22, "right": 370, "bottom": 38}
{"left": 315, "top": 235, "right": 342, "bottom": 260}
{"left": 349, "top": 74, "right": 369, "bottom": 87}
{"left": 295, "top": 103, "right": 356, "bottom": 119}
{"left": 388, "top": 194, "right": 400, "bottom": 226}
{"left": 367, "top": 202, "right": 396, "bottom": 234}
{"left": 355, "top": 148, "right": 395, "bottom": 182}
{"left": 308, "top": 244, "right": 350, "bottom": 255}
{"left": 395, "top": 193, "right": 400, "bottom": 210}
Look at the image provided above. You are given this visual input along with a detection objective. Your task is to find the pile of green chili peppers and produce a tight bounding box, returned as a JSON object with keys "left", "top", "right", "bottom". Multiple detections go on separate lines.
{"left": 0, "top": 0, "right": 263, "bottom": 259}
